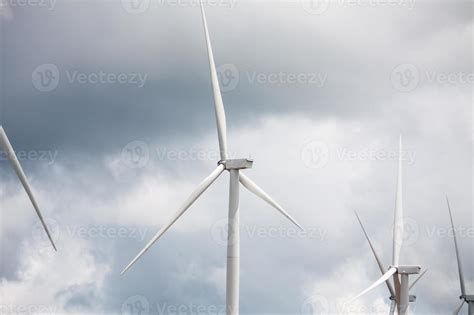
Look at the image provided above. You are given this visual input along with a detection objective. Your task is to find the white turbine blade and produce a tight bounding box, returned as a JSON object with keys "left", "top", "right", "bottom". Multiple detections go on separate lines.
{"left": 239, "top": 173, "right": 303, "bottom": 231}
{"left": 121, "top": 164, "right": 225, "bottom": 275}
{"left": 453, "top": 299, "right": 465, "bottom": 315}
{"left": 351, "top": 267, "right": 398, "bottom": 301}
{"left": 392, "top": 135, "right": 403, "bottom": 266}
{"left": 0, "top": 126, "right": 57, "bottom": 251}
{"left": 354, "top": 211, "right": 396, "bottom": 297}
{"left": 199, "top": 1, "right": 228, "bottom": 160}
{"left": 389, "top": 300, "right": 396, "bottom": 315}
{"left": 447, "top": 196, "right": 466, "bottom": 296}
{"left": 409, "top": 268, "right": 428, "bottom": 290}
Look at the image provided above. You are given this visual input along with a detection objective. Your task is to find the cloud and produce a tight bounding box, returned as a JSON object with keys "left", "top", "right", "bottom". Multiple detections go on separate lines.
{"left": 0, "top": 0, "right": 472, "bottom": 314}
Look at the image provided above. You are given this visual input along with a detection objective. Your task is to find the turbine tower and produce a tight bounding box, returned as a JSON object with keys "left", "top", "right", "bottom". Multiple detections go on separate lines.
{"left": 352, "top": 136, "right": 424, "bottom": 315}
{"left": 121, "top": 3, "right": 303, "bottom": 315}
{"left": 0, "top": 126, "right": 57, "bottom": 250}
{"left": 354, "top": 211, "right": 427, "bottom": 314}
{"left": 446, "top": 197, "right": 473, "bottom": 315}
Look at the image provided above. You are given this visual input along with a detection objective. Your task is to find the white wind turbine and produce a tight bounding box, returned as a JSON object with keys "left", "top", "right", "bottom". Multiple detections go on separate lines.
{"left": 351, "top": 136, "right": 425, "bottom": 315}
{"left": 120, "top": 3, "right": 303, "bottom": 315}
{"left": 0, "top": 126, "right": 57, "bottom": 250}
{"left": 446, "top": 197, "right": 473, "bottom": 315}
{"left": 354, "top": 210, "right": 427, "bottom": 314}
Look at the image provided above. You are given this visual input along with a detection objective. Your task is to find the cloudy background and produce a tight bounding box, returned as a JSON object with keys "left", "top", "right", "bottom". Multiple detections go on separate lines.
{"left": 0, "top": 0, "right": 472, "bottom": 314}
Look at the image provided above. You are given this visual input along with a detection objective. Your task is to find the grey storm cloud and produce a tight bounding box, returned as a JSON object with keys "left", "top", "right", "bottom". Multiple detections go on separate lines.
{"left": 0, "top": 0, "right": 472, "bottom": 314}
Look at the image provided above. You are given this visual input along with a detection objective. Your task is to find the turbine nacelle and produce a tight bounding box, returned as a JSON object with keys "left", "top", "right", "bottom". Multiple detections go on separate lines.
{"left": 219, "top": 159, "right": 253, "bottom": 170}
{"left": 392, "top": 265, "right": 421, "bottom": 275}
{"left": 389, "top": 295, "right": 417, "bottom": 303}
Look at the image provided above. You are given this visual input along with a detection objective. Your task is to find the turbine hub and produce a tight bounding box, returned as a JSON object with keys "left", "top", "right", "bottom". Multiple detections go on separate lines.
{"left": 219, "top": 159, "right": 253, "bottom": 170}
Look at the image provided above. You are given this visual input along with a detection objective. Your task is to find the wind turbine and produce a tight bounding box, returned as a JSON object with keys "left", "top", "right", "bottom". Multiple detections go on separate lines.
{"left": 0, "top": 126, "right": 57, "bottom": 250}
{"left": 354, "top": 211, "right": 427, "bottom": 314}
{"left": 121, "top": 3, "right": 303, "bottom": 315}
{"left": 446, "top": 197, "right": 473, "bottom": 315}
{"left": 351, "top": 136, "right": 424, "bottom": 315}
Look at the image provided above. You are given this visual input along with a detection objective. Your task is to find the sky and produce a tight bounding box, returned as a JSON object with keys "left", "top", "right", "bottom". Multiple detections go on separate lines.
{"left": 0, "top": 0, "right": 473, "bottom": 314}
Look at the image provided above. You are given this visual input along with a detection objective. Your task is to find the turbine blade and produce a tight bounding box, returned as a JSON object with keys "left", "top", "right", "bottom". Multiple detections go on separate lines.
{"left": 409, "top": 268, "right": 428, "bottom": 290}
{"left": 199, "top": 1, "right": 228, "bottom": 160}
{"left": 0, "top": 126, "right": 57, "bottom": 251}
{"left": 393, "top": 135, "right": 403, "bottom": 266}
{"left": 121, "top": 164, "right": 225, "bottom": 275}
{"left": 389, "top": 300, "right": 396, "bottom": 315}
{"left": 351, "top": 267, "right": 398, "bottom": 301}
{"left": 447, "top": 196, "right": 466, "bottom": 296}
{"left": 239, "top": 173, "right": 303, "bottom": 231}
{"left": 354, "top": 211, "right": 395, "bottom": 297}
{"left": 453, "top": 299, "right": 465, "bottom": 315}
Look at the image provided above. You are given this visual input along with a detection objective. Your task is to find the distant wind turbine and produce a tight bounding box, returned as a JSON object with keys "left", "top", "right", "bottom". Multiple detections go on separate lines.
{"left": 354, "top": 211, "right": 427, "bottom": 314}
{"left": 351, "top": 136, "right": 425, "bottom": 315}
{"left": 121, "top": 3, "right": 303, "bottom": 315}
{"left": 446, "top": 197, "right": 473, "bottom": 315}
{"left": 0, "top": 126, "right": 57, "bottom": 250}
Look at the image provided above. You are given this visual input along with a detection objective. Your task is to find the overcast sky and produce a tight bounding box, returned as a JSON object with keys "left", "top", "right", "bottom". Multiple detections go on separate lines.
{"left": 0, "top": 0, "right": 473, "bottom": 314}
